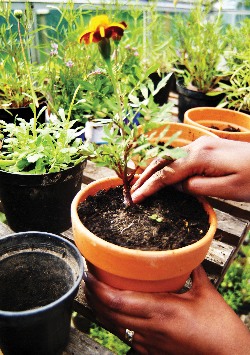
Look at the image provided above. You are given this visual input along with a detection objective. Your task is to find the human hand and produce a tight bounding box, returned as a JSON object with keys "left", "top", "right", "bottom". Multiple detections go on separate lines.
{"left": 131, "top": 136, "right": 250, "bottom": 203}
{"left": 84, "top": 266, "right": 250, "bottom": 355}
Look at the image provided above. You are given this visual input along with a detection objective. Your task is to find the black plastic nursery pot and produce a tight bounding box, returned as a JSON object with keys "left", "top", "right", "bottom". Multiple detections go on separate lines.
{"left": 0, "top": 161, "right": 86, "bottom": 233}
{"left": 176, "top": 79, "right": 225, "bottom": 122}
{"left": 0, "top": 231, "right": 84, "bottom": 355}
{"left": 149, "top": 72, "right": 176, "bottom": 106}
{"left": 0, "top": 100, "right": 47, "bottom": 124}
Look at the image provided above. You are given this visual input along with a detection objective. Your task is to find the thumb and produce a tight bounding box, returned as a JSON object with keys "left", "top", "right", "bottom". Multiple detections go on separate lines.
{"left": 190, "top": 265, "right": 212, "bottom": 291}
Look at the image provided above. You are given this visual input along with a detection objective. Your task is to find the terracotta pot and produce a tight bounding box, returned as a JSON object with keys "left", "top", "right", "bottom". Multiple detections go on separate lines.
{"left": 144, "top": 121, "right": 217, "bottom": 147}
{"left": 184, "top": 107, "right": 250, "bottom": 142}
{"left": 71, "top": 176, "right": 217, "bottom": 292}
{"left": 135, "top": 122, "right": 217, "bottom": 172}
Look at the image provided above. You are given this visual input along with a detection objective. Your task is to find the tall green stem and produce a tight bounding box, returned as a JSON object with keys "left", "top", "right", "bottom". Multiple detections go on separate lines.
{"left": 104, "top": 58, "right": 123, "bottom": 122}
{"left": 17, "top": 18, "right": 38, "bottom": 138}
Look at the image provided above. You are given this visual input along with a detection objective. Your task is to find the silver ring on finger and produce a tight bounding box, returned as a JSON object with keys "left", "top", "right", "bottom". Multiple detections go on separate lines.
{"left": 125, "top": 328, "right": 135, "bottom": 344}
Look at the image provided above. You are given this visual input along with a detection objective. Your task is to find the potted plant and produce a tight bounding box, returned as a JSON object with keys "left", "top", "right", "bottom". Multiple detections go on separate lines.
{"left": 217, "top": 19, "right": 250, "bottom": 114}
{"left": 41, "top": 2, "right": 114, "bottom": 130}
{"left": 71, "top": 14, "right": 217, "bottom": 293}
{"left": 0, "top": 5, "right": 90, "bottom": 233}
{"left": 218, "top": 60, "right": 250, "bottom": 114}
{"left": 0, "top": 4, "right": 46, "bottom": 123}
{"left": 171, "top": 1, "right": 227, "bottom": 121}
{"left": 140, "top": 6, "right": 178, "bottom": 104}
{"left": 0, "top": 88, "right": 88, "bottom": 233}
{"left": 184, "top": 107, "right": 250, "bottom": 142}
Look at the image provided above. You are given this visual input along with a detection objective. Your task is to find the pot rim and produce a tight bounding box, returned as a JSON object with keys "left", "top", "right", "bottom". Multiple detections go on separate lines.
{"left": 71, "top": 176, "right": 217, "bottom": 258}
{"left": 0, "top": 231, "right": 84, "bottom": 317}
{"left": 141, "top": 121, "right": 218, "bottom": 138}
{"left": 0, "top": 159, "right": 87, "bottom": 186}
{"left": 184, "top": 107, "right": 250, "bottom": 136}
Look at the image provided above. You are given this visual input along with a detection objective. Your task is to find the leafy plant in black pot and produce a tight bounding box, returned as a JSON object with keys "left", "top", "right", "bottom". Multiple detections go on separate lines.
{"left": 0, "top": 5, "right": 46, "bottom": 123}
{"left": 172, "top": 1, "right": 227, "bottom": 121}
{"left": 0, "top": 84, "right": 87, "bottom": 233}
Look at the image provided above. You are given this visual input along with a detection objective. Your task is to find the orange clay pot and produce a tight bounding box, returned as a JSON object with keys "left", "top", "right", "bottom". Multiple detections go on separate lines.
{"left": 143, "top": 121, "right": 217, "bottom": 147}
{"left": 135, "top": 122, "right": 217, "bottom": 172}
{"left": 184, "top": 107, "right": 250, "bottom": 142}
{"left": 71, "top": 176, "right": 217, "bottom": 292}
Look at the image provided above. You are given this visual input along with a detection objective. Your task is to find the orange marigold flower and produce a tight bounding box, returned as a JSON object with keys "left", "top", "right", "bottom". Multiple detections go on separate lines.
{"left": 79, "top": 15, "right": 127, "bottom": 44}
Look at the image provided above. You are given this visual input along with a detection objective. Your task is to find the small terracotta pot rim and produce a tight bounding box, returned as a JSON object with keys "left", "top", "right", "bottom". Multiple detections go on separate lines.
{"left": 71, "top": 176, "right": 217, "bottom": 257}
{"left": 184, "top": 107, "right": 250, "bottom": 136}
{"left": 186, "top": 106, "right": 249, "bottom": 116}
{"left": 139, "top": 121, "right": 218, "bottom": 138}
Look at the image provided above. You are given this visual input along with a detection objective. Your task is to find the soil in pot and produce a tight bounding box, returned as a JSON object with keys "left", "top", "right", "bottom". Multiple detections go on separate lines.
{"left": 210, "top": 125, "right": 241, "bottom": 132}
{"left": 77, "top": 185, "right": 210, "bottom": 251}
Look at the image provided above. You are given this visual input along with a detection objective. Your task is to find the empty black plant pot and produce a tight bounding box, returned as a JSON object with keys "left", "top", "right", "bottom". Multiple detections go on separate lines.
{"left": 176, "top": 79, "right": 225, "bottom": 122}
{"left": 0, "top": 161, "right": 86, "bottom": 233}
{"left": 0, "top": 231, "right": 84, "bottom": 355}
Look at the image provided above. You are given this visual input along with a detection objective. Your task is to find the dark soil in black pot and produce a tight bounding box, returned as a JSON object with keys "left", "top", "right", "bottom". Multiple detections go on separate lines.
{"left": 77, "top": 186, "right": 210, "bottom": 251}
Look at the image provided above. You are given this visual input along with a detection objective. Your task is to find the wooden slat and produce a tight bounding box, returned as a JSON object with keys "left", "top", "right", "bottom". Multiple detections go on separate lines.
{"left": 63, "top": 327, "right": 114, "bottom": 355}
{"left": 206, "top": 239, "right": 235, "bottom": 267}
{"left": 208, "top": 197, "right": 250, "bottom": 221}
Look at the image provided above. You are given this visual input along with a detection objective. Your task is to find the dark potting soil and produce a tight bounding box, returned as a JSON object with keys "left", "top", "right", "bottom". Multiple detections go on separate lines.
{"left": 77, "top": 186, "right": 210, "bottom": 251}
{"left": 210, "top": 125, "right": 241, "bottom": 132}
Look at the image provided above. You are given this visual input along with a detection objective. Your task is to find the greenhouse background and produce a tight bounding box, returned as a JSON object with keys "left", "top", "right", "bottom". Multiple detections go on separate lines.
{"left": 1, "top": 0, "right": 250, "bottom": 65}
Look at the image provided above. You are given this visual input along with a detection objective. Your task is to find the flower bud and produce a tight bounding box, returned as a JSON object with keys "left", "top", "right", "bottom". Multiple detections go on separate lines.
{"left": 14, "top": 10, "right": 23, "bottom": 19}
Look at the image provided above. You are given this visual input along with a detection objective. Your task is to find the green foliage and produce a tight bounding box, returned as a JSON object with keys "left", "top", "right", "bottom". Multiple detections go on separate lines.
{"left": 172, "top": 1, "right": 227, "bottom": 93}
{"left": 219, "top": 243, "right": 250, "bottom": 312}
{"left": 89, "top": 323, "right": 130, "bottom": 354}
{"left": 224, "top": 18, "right": 250, "bottom": 66}
{"left": 0, "top": 2, "right": 47, "bottom": 108}
{"left": 149, "top": 213, "right": 163, "bottom": 222}
{"left": 218, "top": 60, "right": 250, "bottom": 111}
{"left": 0, "top": 212, "right": 6, "bottom": 224}
{"left": 0, "top": 87, "right": 88, "bottom": 173}
{"left": 218, "top": 19, "right": 250, "bottom": 111}
{"left": 0, "top": 113, "right": 86, "bottom": 173}
{"left": 83, "top": 96, "right": 185, "bottom": 205}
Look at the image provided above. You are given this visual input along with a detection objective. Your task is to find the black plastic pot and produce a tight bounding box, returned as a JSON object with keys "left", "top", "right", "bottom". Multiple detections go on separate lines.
{"left": 0, "top": 161, "right": 86, "bottom": 233}
{"left": 0, "top": 231, "right": 84, "bottom": 355}
{"left": 149, "top": 72, "right": 176, "bottom": 106}
{"left": 0, "top": 99, "right": 47, "bottom": 124}
{"left": 176, "top": 79, "right": 225, "bottom": 122}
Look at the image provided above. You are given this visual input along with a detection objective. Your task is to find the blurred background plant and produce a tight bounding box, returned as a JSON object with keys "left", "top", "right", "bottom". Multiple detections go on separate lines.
{"left": 219, "top": 235, "right": 250, "bottom": 315}
{"left": 171, "top": 0, "right": 227, "bottom": 93}
{"left": 0, "top": 1, "right": 45, "bottom": 109}
{"left": 218, "top": 18, "right": 250, "bottom": 112}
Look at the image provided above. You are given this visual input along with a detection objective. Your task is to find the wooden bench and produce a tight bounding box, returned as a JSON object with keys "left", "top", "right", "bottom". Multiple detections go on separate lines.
{"left": 0, "top": 161, "right": 249, "bottom": 354}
